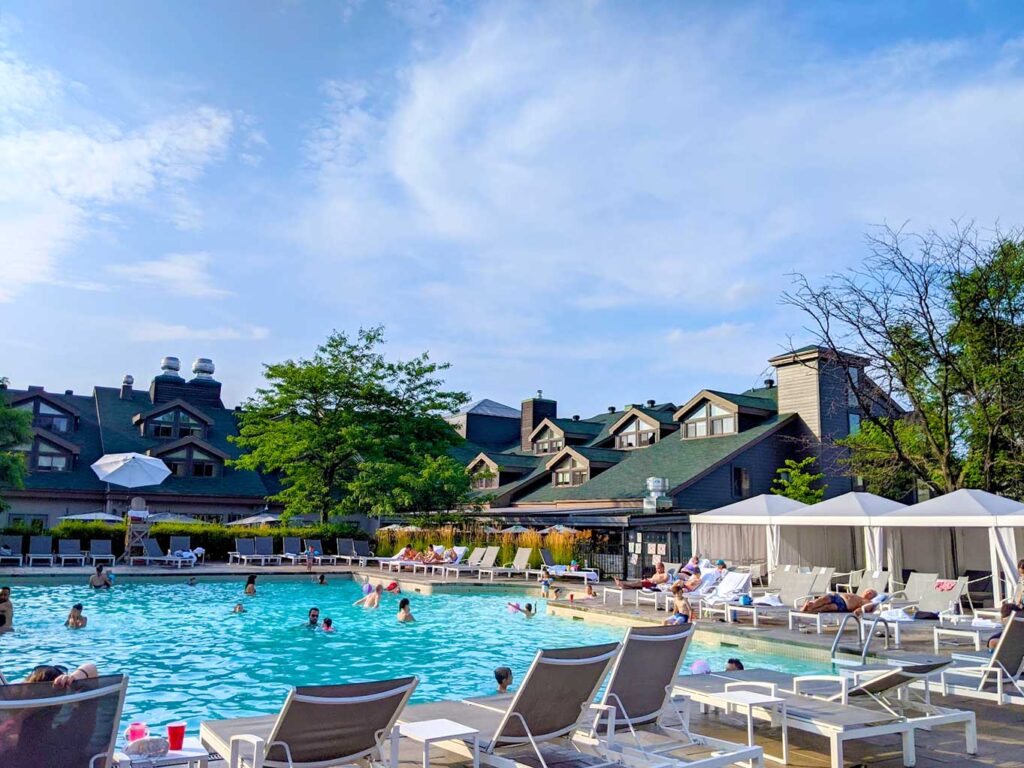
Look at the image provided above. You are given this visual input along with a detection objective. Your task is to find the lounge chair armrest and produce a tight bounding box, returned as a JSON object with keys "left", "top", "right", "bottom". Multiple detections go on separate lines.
{"left": 724, "top": 681, "right": 778, "bottom": 696}
{"left": 229, "top": 734, "right": 266, "bottom": 768}
{"left": 790, "top": 593, "right": 816, "bottom": 608}
{"left": 888, "top": 589, "right": 909, "bottom": 600}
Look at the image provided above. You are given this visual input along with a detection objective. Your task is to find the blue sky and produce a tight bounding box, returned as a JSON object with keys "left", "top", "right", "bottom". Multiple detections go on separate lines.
{"left": 3, "top": 1, "right": 1024, "bottom": 415}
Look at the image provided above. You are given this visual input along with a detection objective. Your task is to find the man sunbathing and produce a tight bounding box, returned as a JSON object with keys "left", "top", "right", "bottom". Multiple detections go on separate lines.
{"left": 614, "top": 561, "right": 669, "bottom": 590}
{"left": 800, "top": 589, "right": 879, "bottom": 616}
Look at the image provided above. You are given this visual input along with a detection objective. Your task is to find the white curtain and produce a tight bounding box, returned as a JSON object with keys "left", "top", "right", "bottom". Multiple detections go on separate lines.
{"left": 766, "top": 523, "right": 781, "bottom": 574}
{"left": 691, "top": 524, "right": 766, "bottom": 564}
{"left": 991, "top": 527, "right": 1020, "bottom": 605}
{"left": 777, "top": 526, "right": 857, "bottom": 572}
{"left": 885, "top": 527, "right": 904, "bottom": 585}
{"left": 864, "top": 526, "right": 884, "bottom": 572}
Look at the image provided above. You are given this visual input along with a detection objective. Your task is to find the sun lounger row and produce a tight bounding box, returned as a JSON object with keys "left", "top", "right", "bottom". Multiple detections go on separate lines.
{"left": 379, "top": 545, "right": 599, "bottom": 581}
{"left": 0, "top": 535, "right": 117, "bottom": 567}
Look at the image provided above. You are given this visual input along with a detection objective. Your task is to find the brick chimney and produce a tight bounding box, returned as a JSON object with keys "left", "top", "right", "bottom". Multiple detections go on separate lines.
{"left": 520, "top": 391, "right": 557, "bottom": 451}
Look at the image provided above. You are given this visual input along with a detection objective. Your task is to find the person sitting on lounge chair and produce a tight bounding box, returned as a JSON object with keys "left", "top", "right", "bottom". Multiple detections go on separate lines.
{"left": 614, "top": 561, "right": 669, "bottom": 589}
{"left": 420, "top": 548, "right": 445, "bottom": 565}
{"left": 800, "top": 589, "right": 879, "bottom": 615}
{"left": 23, "top": 662, "right": 98, "bottom": 687}
{"left": 998, "top": 559, "right": 1024, "bottom": 619}
{"left": 681, "top": 555, "right": 701, "bottom": 576}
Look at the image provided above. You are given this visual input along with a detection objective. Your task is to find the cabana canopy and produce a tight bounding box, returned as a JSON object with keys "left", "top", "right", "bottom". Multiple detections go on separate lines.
{"left": 691, "top": 494, "right": 806, "bottom": 569}
{"left": 692, "top": 494, "right": 806, "bottom": 525}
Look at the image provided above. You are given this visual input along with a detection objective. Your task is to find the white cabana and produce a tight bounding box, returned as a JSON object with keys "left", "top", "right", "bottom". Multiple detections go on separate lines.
{"left": 690, "top": 494, "right": 807, "bottom": 568}
{"left": 773, "top": 492, "right": 906, "bottom": 573}
{"left": 871, "top": 489, "right": 1024, "bottom": 604}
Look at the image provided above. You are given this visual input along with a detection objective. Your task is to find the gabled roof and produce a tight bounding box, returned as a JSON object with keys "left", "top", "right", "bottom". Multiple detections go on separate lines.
{"left": 457, "top": 399, "right": 521, "bottom": 418}
{"left": 543, "top": 445, "right": 626, "bottom": 470}
{"left": 468, "top": 452, "right": 540, "bottom": 473}
{"left": 528, "top": 416, "right": 605, "bottom": 442}
{"left": 9, "top": 390, "right": 80, "bottom": 417}
{"left": 520, "top": 414, "right": 798, "bottom": 503}
{"left": 32, "top": 426, "right": 81, "bottom": 454}
{"left": 673, "top": 389, "right": 777, "bottom": 421}
{"left": 132, "top": 397, "right": 214, "bottom": 426}
{"left": 607, "top": 406, "right": 678, "bottom": 435}
{"left": 148, "top": 435, "right": 230, "bottom": 461}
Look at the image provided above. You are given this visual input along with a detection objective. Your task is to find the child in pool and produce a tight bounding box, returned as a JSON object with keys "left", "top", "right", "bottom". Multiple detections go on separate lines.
{"left": 322, "top": 617, "right": 335, "bottom": 632}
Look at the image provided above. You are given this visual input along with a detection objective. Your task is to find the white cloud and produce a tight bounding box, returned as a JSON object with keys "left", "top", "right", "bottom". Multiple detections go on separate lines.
{"left": 288, "top": 4, "right": 1024, "bottom": 405}
{"left": 108, "top": 252, "right": 230, "bottom": 298}
{"left": 0, "top": 46, "right": 233, "bottom": 302}
{"left": 128, "top": 322, "right": 269, "bottom": 342}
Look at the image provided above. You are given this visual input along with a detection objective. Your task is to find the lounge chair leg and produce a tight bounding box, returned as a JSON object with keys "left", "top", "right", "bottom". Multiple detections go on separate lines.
{"left": 966, "top": 716, "right": 978, "bottom": 754}
{"left": 830, "top": 734, "right": 841, "bottom": 768}
{"left": 902, "top": 728, "right": 916, "bottom": 766}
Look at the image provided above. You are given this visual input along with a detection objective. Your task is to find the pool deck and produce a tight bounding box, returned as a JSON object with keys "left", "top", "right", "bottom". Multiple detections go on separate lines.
{"left": 6, "top": 562, "right": 1023, "bottom": 766}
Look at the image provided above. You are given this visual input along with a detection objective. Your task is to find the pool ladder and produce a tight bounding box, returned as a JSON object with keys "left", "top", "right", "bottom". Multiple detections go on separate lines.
{"left": 830, "top": 613, "right": 892, "bottom": 666}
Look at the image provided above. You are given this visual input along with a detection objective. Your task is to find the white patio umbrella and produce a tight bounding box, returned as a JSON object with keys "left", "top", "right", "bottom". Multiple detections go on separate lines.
{"left": 90, "top": 452, "right": 171, "bottom": 488}
{"left": 482, "top": 526, "right": 502, "bottom": 534}
{"left": 226, "top": 513, "right": 280, "bottom": 527}
{"left": 58, "top": 512, "right": 124, "bottom": 524}
{"left": 148, "top": 512, "right": 206, "bottom": 524}
{"left": 500, "top": 525, "right": 532, "bottom": 534}
{"left": 377, "top": 524, "right": 404, "bottom": 532}
{"left": 539, "top": 524, "right": 579, "bottom": 535}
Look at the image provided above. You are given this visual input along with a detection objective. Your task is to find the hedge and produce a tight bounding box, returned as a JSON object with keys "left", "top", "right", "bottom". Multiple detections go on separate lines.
{"left": 0, "top": 522, "right": 367, "bottom": 562}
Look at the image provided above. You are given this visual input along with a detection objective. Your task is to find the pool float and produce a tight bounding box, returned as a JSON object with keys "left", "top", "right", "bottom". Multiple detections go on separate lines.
{"left": 385, "top": 582, "right": 401, "bottom": 593}
{"left": 690, "top": 660, "right": 711, "bottom": 675}
{"left": 362, "top": 583, "right": 374, "bottom": 595}
{"left": 507, "top": 602, "right": 521, "bottom": 613}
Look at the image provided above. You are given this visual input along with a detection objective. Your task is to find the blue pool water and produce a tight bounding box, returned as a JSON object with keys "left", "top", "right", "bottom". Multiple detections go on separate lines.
{"left": 0, "top": 576, "right": 825, "bottom": 731}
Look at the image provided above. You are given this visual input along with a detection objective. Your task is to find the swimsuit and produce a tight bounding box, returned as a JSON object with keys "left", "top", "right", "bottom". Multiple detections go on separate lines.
{"left": 666, "top": 613, "right": 689, "bottom": 625}
{"left": 829, "top": 593, "right": 849, "bottom": 612}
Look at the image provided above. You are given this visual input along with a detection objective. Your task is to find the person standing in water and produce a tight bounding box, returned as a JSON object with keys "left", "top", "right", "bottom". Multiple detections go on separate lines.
{"left": 0, "top": 586, "right": 12, "bottom": 633}
{"left": 494, "top": 666, "right": 513, "bottom": 693}
{"left": 88, "top": 565, "right": 112, "bottom": 589}
{"left": 397, "top": 598, "right": 415, "bottom": 623}
{"left": 244, "top": 575, "right": 257, "bottom": 595}
{"left": 65, "top": 603, "right": 87, "bottom": 629}
{"left": 354, "top": 584, "right": 384, "bottom": 608}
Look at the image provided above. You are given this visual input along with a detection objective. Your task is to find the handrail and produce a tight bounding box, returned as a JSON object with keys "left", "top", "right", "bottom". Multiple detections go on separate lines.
{"left": 830, "top": 613, "right": 892, "bottom": 665}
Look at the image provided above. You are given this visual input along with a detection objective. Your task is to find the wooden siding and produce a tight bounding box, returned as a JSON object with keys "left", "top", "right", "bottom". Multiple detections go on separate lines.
{"left": 775, "top": 359, "right": 821, "bottom": 436}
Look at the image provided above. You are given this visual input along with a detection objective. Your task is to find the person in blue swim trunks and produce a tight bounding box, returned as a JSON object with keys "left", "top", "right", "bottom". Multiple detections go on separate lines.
{"left": 799, "top": 589, "right": 879, "bottom": 616}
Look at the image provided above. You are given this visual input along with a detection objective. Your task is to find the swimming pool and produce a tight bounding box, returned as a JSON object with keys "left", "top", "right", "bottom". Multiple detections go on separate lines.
{"left": 0, "top": 576, "right": 826, "bottom": 731}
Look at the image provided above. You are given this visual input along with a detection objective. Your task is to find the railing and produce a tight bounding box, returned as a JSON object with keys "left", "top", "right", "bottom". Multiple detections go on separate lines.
{"left": 830, "top": 613, "right": 893, "bottom": 665}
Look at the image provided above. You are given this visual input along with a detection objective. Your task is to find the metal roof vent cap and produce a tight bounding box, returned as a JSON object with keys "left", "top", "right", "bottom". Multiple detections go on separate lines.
{"left": 122, "top": 374, "right": 134, "bottom": 386}
{"left": 160, "top": 357, "right": 182, "bottom": 377}
{"left": 192, "top": 358, "right": 215, "bottom": 379}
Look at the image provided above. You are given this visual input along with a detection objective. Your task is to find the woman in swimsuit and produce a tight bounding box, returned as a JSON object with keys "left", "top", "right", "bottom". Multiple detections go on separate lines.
{"left": 64, "top": 603, "right": 87, "bottom": 629}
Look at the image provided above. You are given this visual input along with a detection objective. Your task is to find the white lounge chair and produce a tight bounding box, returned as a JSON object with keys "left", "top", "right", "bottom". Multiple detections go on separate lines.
{"left": 433, "top": 546, "right": 483, "bottom": 577}
{"left": 940, "top": 614, "right": 1024, "bottom": 705}
{"left": 415, "top": 545, "right": 467, "bottom": 575}
{"left": 279, "top": 536, "right": 307, "bottom": 565}
{"left": 0, "top": 535, "right": 23, "bottom": 566}
{"left": 440, "top": 546, "right": 500, "bottom": 578}
{"left": 479, "top": 547, "right": 534, "bottom": 581}
{"left": 578, "top": 624, "right": 765, "bottom": 767}
{"left": 201, "top": 676, "right": 418, "bottom": 768}
{"left": 0, "top": 674, "right": 128, "bottom": 768}
{"left": 57, "top": 539, "right": 86, "bottom": 566}
{"left": 334, "top": 538, "right": 355, "bottom": 563}
{"left": 527, "top": 548, "right": 599, "bottom": 583}
{"left": 131, "top": 538, "right": 175, "bottom": 566}
{"left": 889, "top": 572, "right": 939, "bottom": 607}
{"left": 229, "top": 538, "right": 266, "bottom": 566}
{"left": 87, "top": 539, "right": 115, "bottom": 566}
{"left": 696, "top": 572, "right": 754, "bottom": 620}
{"left": 254, "top": 536, "right": 282, "bottom": 565}
{"left": 303, "top": 539, "right": 335, "bottom": 565}
{"left": 719, "top": 572, "right": 817, "bottom": 627}
{"left": 398, "top": 642, "right": 623, "bottom": 768}
{"left": 26, "top": 535, "right": 54, "bottom": 566}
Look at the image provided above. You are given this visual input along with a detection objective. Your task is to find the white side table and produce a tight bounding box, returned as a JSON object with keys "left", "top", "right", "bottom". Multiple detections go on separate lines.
{"left": 393, "top": 718, "right": 480, "bottom": 768}
{"left": 712, "top": 690, "right": 787, "bottom": 765}
{"left": 114, "top": 736, "right": 210, "bottom": 767}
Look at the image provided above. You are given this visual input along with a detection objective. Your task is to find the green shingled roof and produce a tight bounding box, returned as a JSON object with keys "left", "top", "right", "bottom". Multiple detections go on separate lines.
{"left": 570, "top": 446, "right": 628, "bottom": 464}
{"left": 519, "top": 414, "right": 796, "bottom": 502}
{"left": 548, "top": 418, "right": 605, "bottom": 437}
{"left": 704, "top": 390, "right": 778, "bottom": 411}
{"left": 481, "top": 452, "right": 540, "bottom": 470}
{"left": 629, "top": 406, "right": 679, "bottom": 426}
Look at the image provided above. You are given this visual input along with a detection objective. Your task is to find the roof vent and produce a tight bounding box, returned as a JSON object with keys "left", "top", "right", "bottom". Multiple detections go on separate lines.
{"left": 192, "top": 358, "right": 215, "bottom": 379}
{"left": 646, "top": 399, "right": 655, "bottom": 407}
{"left": 28, "top": 385, "right": 44, "bottom": 392}
{"left": 764, "top": 378, "right": 775, "bottom": 389}
{"left": 160, "top": 357, "right": 182, "bottom": 378}
{"left": 123, "top": 374, "right": 134, "bottom": 386}
{"left": 572, "top": 415, "right": 580, "bottom": 421}
{"left": 607, "top": 406, "right": 616, "bottom": 413}
{"left": 120, "top": 374, "right": 134, "bottom": 400}
{"left": 64, "top": 389, "right": 74, "bottom": 396}
{"left": 536, "top": 389, "right": 543, "bottom": 399}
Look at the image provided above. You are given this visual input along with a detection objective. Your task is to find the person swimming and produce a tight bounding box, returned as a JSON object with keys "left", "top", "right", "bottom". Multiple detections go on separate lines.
{"left": 64, "top": 603, "right": 87, "bottom": 629}
{"left": 187, "top": 577, "right": 197, "bottom": 586}
{"left": 88, "top": 565, "right": 112, "bottom": 589}
{"left": 308, "top": 607, "right": 321, "bottom": 628}
{"left": 397, "top": 598, "right": 415, "bottom": 623}
{"left": 322, "top": 617, "right": 335, "bottom": 632}
{"left": 244, "top": 574, "right": 258, "bottom": 596}
{"left": 233, "top": 603, "right": 246, "bottom": 614}
{"left": 0, "top": 586, "right": 12, "bottom": 633}
{"left": 316, "top": 574, "right": 327, "bottom": 585}
{"left": 354, "top": 584, "right": 384, "bottom": 608}
{"left": 521, "top": 603, "right": 535, "bottom": 618}
{"left": 494, "top": 666, "right": 513, "bottom": 693}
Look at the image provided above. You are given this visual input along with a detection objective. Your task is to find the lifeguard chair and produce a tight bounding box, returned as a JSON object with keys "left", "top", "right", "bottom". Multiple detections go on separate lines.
{"left": 121, "top": 497, "right": 152, "bottom": 563}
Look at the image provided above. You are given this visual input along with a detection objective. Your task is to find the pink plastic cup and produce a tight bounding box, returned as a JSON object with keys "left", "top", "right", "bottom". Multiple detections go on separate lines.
{"left": 167, "top": 722, "right": 186, "bottom": 750}
{"left": 126, "top": 722, "right": 148, "bottom": 742}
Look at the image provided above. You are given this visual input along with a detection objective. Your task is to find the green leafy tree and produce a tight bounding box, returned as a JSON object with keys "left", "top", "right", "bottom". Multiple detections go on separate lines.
{"left": 230, "top": 327, "right": 471, "bottom": 522}
{"left": 785, "top": 224, "right": 1024, "bottom": 497}
{"left": 0, "top": 379, "right": 33, "bottom": 511}
{"left": 771, "top": 456, "right": 826, "bottom": 504}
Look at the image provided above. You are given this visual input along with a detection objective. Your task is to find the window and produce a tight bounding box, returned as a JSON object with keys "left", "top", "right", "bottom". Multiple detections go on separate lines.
{"left": 16, "top": 399, "right": 73, "bottom": 433}
{"left": 682, "top": 402, "right": 736, "bottom": 438}
{"left": 848, "top": 367, "right": 861, "bottom": 407}
{"left": 532, "top": 427, "right": 564, "bottom": 455}
{"left": 472, "top": 475, "right": 496, "bottom": 490}
{"left": 614, "top": 416, "right": 658, "bottom": 449}
{"left": 17, "top": 437, "right": 72, "bottom": 472}
{"left": 552, "top": 456, "right": 588, "bottom": 487}
{"left": 159, "top": 446, "right": 221, "bottom": 478}
{"left": 144, "top": 409, "right": 208, "bottom": 440}
{"left": 847, "top": 413, "right": 861, "bottom": 435}
{"left": 732, "top": 466, "right": 750, "bottom": 499}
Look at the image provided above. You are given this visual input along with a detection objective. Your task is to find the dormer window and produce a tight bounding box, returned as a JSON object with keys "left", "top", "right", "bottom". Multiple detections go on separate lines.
{"left": 16, "top": 431, "right": 79, "bottom": 472}
{"left": 614, "top": 416, "right": 658, "bottom": 449}
{"left": 15, "top": 399, "right": 74, "bottom": 433}
{"left": 533, "top": 427, "right": 564, "bottom": 455}
{"left": 551, "top": 455, "right": 587, "bottom": 486}
{"left": 162, "top": 446, "right": 221, "bottom": 477}
{"left": 138, "top": 405, "right": 210, "bottom": 440}
{"left": 681, "top": 402, "right": 735, "bottom": 438}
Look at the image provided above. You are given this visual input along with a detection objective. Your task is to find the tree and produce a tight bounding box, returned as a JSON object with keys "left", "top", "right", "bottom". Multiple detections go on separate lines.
{"left": 771, "top": 456, "right": 826, "bottom": 504}
{"left": 783, "top": 223, "right": 1024, "bottom": 497}
{"left": 230, "top": 327, "right": 472, "bottom": 522}
{"left": 0, "top": 379, "right": 33, "bottom": 511}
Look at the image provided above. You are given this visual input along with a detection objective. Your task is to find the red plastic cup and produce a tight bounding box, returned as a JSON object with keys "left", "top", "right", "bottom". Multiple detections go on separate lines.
{"left": 167, "top": 722, "right": 186, "bottom": 751}
{"left": 569, "top": 594, "right": 574, "bottom": 602}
